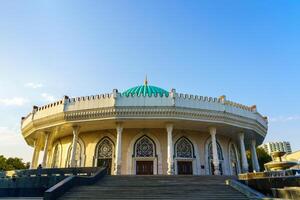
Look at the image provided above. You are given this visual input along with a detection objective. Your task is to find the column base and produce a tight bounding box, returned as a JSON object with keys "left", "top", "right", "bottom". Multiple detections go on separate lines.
{"left": 213, "top": 161, "right": 220, "bottom": 175}
{"left": 242, "top": 166, "right": 249, "bottom": 173}
{"left": 167, "top": 162, "right": 174, "bottom": 175}
{"left": 167, "top": 169, "right": 174, "bottom": 175}
{"left": 114, "top": 165, "right": 122, "bottom": 175}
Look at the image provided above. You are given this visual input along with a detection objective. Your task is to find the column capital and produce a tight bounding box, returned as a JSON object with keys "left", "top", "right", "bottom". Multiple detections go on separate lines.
{"left": 209, "top": 127, "right": 216, "bottom": 136}
{"left": 116, "top": 123, "right": 123, "bottom": 133}
{"left": 251, "top": 139, "right": 256, "bottom": 146}
{"left": 238, "top": 132, "right": 245, "bottom": 140}
{"left": 72, "top": 125, "right": 80, "bottom": 136}
{"left": 42, "top": 131, "right": 50, "bottom": 135}
{"left": 166, "top": 124, "right": 173, "bottom": 133}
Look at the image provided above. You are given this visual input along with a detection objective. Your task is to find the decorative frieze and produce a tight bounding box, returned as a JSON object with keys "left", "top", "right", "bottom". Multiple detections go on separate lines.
{"left": 21, "top": 91, "right": 268, "bottom": 140}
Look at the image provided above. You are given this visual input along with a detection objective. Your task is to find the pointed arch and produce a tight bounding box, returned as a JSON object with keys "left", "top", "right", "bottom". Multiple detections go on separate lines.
{"left": 133, "top": 135, "right": 156, "bottom": 157}
{"left": 127, "top": 132, "right": 162, "bottom": 175}
{"left": 208, "top": 141, "right": 224, "bottom": 160}
{"left": 95, "top": 136, "right": 115, "bottom": 159}
{"left": 205, "top": 137, "right": 224, "bottom": 175}
{"left": 65, "top": 137, "right": 85, "bottom": 167}
{"left": 173, "top": 135, "right": 200, "bottom": 175}
{"left": 51, "top": 141, "right": 62, "bottom": 168}
{"left": 174, "top": 136, "right": 194, "bottom": 158}
{"left": 94, "top": 136, "right": 115, "bottom": 174}
{"left": 228, "top": 142, "right": 241, "bottom": 175}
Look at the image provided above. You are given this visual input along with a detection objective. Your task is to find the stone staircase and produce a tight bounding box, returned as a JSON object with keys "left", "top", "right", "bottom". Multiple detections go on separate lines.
{"left": 59, "top": 175, "right": 250, "bottom": 200}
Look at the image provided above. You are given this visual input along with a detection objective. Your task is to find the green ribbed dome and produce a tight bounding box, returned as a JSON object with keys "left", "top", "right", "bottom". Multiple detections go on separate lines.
{"left": 122, "top": 80, "right": 169, "bottom": 97}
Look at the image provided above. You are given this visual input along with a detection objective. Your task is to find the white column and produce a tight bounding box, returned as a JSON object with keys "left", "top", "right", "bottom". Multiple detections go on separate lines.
{"left": 70, "top": 126, "right": 80, "bottom": 167}
{"left": 114, "top": 123, "right": 123, "bottom": 175}
{"left": 166, "top": 124, "right": 174, "bottom": 175}
{"left": 209, "top": 127, "right": 220, "bottom": 175}
{"left": 239, "top": 132, "right": 249, "bottom": 173}
{"left": 30, "top": 140, "right": 40, "bottom": 169}
{"left": 42, "top": 132, "right": 50, "bottom": 168}
{"left": 251, "top": 139, "right": 260, "bottom": 172}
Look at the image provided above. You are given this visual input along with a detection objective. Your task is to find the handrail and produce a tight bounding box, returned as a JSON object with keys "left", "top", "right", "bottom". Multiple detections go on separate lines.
{"left": 226, "top": 179, "right": 265, "bottom": 199}
{"left": 44, "top": 167, "right": 107, "bottom": 200}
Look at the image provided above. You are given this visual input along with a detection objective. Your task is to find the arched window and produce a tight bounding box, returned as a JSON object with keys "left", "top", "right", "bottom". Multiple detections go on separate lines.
{"left": 66, "top": 139, "right": 84, "bottom": 167}
{"left": 229, "top": 143, "right": 239, "bottom": 175}
{"left": 208, "top": 141, "right": 224, "bottom": 175}
{"left": 175, "top": 137, "right": 194, "bottom": 158}
{"left": 51, "top": 143, "right": 60, "bottom": 168}
{"left": 134, "top": 136, "right": 155, "bottom": 157}
{"left": 97, "top": 137, "right": 114, "bottom": 159}
{"left": 95, "top": 137, "right": 114, "bottom": 174}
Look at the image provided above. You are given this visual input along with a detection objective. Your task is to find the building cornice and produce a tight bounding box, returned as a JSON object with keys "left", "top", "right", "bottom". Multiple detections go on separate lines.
{"left": 22, "top": 106, "right": 267, "bottom": 139}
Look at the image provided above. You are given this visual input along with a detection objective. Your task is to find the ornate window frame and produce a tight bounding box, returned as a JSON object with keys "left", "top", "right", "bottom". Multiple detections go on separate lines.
{"left": 133, "top": 135, "right": 156, "bottom": 158}
{"left": 174, "top": 136, "right": 195, "bottom": 158}
{"left": 127, "top": 132, "right": 162, "bottom": 175}
{"left": 94, "top": 136, "right": 115, "bottom": 174}
{"left": 173, "top": 135, "right": 200, "bottom": 175}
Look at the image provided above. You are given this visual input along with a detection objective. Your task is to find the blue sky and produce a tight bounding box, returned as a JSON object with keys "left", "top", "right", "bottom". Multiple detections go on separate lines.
{"left": 0, "top": 1, "right": 299, "bottom": 162}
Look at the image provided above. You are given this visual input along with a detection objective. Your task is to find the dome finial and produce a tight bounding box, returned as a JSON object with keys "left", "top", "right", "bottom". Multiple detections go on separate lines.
{"left": 144, "top": 75, "right": 148, "bottom": 85}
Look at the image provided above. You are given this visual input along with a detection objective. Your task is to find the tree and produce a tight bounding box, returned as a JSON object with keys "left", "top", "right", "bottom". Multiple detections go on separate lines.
{"left": 0, "top": 155, "right": 7, "bottom": 171}
{"left": 247, "top": 148, "right": 272, "bottom": 172}
{"left": 0, "top": 155, "right": 29, "bottom": 171}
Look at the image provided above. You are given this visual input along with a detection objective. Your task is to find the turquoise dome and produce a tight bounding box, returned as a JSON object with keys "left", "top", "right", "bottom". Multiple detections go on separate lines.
{"left": 122, "top": 81, "right": 169, "bottom": 97}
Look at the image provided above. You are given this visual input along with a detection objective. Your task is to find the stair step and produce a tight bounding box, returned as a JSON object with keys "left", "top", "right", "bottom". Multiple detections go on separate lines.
{"left": 59, "top": 175, "right": 249, "bottom": 200}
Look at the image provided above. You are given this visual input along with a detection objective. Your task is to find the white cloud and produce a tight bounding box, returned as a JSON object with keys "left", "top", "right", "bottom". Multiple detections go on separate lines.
{"left": 0, "top": 126, "right": 21, "bottom": 145}
{"left": 41, "top": 93, "right": 56, "bottom": 102}
{"left": 0, "top": 97, "right": 29, "bottom": 106}
{"left": 25, "top": 82, "right": 43, "bottom": 89}
{"left": 269, "top": 115, "right": 300, "bottom": 122}
{"left": 0, "top": 126, "right": 32, "bottom": 161}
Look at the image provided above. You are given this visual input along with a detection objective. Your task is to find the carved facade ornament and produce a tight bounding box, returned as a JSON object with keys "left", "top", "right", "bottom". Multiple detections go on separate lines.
{"left": 175, "top": 137, "right": 193, "bottom": 158}
{"left": 135, "top": 136, "right": 154, "bottom": 157}
{"left": 97, "top": 138, "right": 113, "bottom": 159}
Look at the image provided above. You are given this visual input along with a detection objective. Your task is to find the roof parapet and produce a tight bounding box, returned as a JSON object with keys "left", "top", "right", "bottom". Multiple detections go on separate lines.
{"left": 251, "top": 105, "right": 257, "bottom": 112}
{"left": 219, "top": 95, "right": 226, "bottom": 104}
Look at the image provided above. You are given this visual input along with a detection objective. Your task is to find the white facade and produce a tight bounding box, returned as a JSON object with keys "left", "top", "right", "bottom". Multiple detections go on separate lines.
{"left": 259, "top": 141, "right": 292, "bottom": 155}
{"left": 21, "top": 85, "right": 268, "bottom": 175}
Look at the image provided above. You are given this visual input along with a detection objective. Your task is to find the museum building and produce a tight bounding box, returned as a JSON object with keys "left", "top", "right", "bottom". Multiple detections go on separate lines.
{"left": 21, "top": 80, "right": 268, "bottom": 175}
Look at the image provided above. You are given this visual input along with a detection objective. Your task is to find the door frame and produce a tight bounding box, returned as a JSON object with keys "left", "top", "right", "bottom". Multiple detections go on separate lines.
{"left": 175, "top": 158, "right": 196, "bottom": 175}
{"left": 136, "top": 160, "right": 154, "bottom": 175}
{"left": 133, "top": 157, "right": 157, "bottom": 175}
{"left": 177, "top": 160, "right": 193, "bottom": 175}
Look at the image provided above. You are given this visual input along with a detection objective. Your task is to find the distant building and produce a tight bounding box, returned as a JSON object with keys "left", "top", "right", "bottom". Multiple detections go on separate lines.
{"left": 259, "top": 142, "right": 292, "bottom": 155}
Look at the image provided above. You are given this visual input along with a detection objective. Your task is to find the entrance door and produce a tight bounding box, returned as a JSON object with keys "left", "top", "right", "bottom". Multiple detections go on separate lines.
{"left": 136, "top": 161, "right": 153, "bottom": 175}
{"left": 97, "top": 158, "right": 112, "bottom": 175}
{"left": 177, "top": 161, "right": 193, "bottom": 175}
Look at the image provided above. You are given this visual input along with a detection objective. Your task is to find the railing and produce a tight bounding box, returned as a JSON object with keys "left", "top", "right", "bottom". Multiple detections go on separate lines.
{"left": 0, "top": 167, "right": 101, "bottom": 178}
{"left": 226, "top": 179, "right": 265, "bottom": 199}
{"left": 0, "top": 167, "right": 104, "bottom": 198}
{"left": 239, "top": 169, "right": 300, "bottom": 180}
{"left": 44, "top": 167, "right": 107, "bottom": 200}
